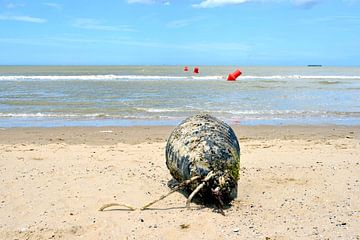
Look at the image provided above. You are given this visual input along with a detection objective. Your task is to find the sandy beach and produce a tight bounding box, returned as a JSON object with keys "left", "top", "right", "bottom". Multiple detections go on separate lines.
{"left": 0, "top": 125, "right": 359, "bottom": 239}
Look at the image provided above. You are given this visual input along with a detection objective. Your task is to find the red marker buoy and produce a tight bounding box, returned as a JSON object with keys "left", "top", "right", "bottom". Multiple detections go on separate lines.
{"left": 193, "top": 67, "right": 199, "bottom": 74}
{"left": 184, "top": 66, "right": 188, "bottom": 71}
{"left": 227, "top": 69, "right": 242, "bottom": 81}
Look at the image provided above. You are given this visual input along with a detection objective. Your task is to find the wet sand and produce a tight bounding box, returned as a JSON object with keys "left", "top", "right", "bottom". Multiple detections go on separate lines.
{"left": 0, "top": 125, "right": 359, "bottom": 239}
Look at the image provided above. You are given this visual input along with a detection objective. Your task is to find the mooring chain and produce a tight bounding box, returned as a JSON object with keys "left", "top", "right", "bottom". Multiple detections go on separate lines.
{"left": 99, "top": 171, "right": 216, "bottom": 211}
{"left": 185, "top": 171, "right": 216, "bottom": 208}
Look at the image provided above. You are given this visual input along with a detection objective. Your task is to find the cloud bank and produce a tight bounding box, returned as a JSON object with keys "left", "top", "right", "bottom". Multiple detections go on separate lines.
{"left": 127, "top": 0, "right": 170, "bottom": 5}
{"left": 167, "top": 17, "right": 203, "bottom": 28}
{"left": 43, "top": 2, "right": 63, "bottom": 10}
{"left": 192, "top": 0, "right": 323, "bottom": 8}
{"left": 192, "top": 0, "right": 249, "bottom": 8}
{"left": 72, "top": 18, "right": 135, "bottom": 32}
{"left": 293, "top": 0, "right": 322, "bottom": 8}
{"left": 125, "top": 0, "right": 325, "bottom": 8}
{"left": 0, "top": 14, "right": 47, "bottom": 23}
{"left": 127, "top": 0, "right": 155, "bottom": 3}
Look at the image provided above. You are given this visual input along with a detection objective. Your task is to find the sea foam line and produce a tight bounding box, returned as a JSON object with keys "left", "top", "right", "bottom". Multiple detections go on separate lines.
{"left": 243, "top": 75, "right": 360, "bottom": 80}
{"left": 0, "top": 74, "right": 225, "bottom": 81}
{"left": 1, "top": 74, "right": 359, "bottom": 81}
{"left": 6, "top": 109, "right": 351, "bottom": 117}
{"left": 0, "top": 113, "right": 110, "bottom": 118}
{"left": 0, "top": 75, "right": 188, "bottom": 81}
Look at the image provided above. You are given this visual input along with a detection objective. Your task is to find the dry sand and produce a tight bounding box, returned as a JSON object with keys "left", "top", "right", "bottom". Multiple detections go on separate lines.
{"left": 0, "top": 125, "right": 359, "bottom": 239}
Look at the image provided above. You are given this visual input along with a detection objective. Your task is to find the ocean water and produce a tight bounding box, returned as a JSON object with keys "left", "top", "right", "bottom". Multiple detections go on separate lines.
{"left": 0, "top": 66, "right": 359, "bottom": 127}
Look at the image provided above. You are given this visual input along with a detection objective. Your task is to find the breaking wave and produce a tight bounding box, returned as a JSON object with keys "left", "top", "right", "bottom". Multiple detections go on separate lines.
{"left": 0, "top": 74, "right": 360, "bottom": 81}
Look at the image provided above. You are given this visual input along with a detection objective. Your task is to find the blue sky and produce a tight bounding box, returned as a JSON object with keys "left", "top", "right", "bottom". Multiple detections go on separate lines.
{"left": 0, "top": 0, "right": 359, "bottom": 66}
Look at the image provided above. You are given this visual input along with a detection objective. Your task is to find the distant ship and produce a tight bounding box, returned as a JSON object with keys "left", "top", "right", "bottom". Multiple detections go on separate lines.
{"left": 307, "top": 65, "right": 322, "bottom": 67}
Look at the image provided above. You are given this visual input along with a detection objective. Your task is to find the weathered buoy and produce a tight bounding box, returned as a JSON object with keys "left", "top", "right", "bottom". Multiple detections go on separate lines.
{"left": 184, "top": 66, "right": 188, "bottom": 71}
{"left": 99, "top": 114, "right": 240, "bottom": 212}
{"left": 165, "top": 114, "right": 240, "bottom": 207}
{"left": 193, "top": 67, "right": 199, "bottom": 74}
{"left": 227, "top": 69, "right": 242, "bottom": 81}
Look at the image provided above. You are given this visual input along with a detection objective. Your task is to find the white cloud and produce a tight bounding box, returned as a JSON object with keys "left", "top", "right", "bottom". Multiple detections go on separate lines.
{"left": 73, "top": 18, "right": 118, "bottom": 31}
{"left": 292, "top": 0, "right": 322, "bottom": 8}
{"left": 192, "top": 0, "right": 249, "bottom": 8}
{"left": 167, "top": 17, "right": 203, "bottom": 28}
{"left": 127, "top": 0, "right": 171, "bottom": 4}
{"left": 300, "top": 15, "right": 360, "bottom": 24}
{"left": 192, "top": 0, "right": 326, "bottom": 8}
{"left": 43, "top": 2, "right": 63, "bottom": 10}
{"left": 5, "top": 2, "right": 25, "bottom": 9}
{"left": 127, "top": 0, "right": 155, "bottom": 3}
{"left": 0, "top": 14, "right": 47, "bottom": 23}
{"left": 72, "top": 18, "right": 135, "bottom": 32}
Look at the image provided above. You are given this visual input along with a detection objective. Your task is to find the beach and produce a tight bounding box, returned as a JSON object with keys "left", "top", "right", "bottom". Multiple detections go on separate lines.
{"left": 0, "top": 125, "right": 359, "bottom": 239}
{"left": 2, "top": 0, "right": 360, "bottom": 238}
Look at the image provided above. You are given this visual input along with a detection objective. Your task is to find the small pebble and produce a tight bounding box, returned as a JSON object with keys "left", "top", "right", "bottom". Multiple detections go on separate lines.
{"left": 180, "top": 224, "right": 190, "bottom": 229}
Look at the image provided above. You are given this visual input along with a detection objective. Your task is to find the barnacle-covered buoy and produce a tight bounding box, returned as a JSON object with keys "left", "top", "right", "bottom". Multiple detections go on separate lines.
{"left": 166, "top": 114, "right": 240, "bottom": 205}
{"left": 100, "top": 114, "right": 241, "bottom": 212}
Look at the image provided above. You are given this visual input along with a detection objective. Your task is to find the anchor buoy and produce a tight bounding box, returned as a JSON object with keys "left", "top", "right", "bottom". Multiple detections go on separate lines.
{"left": 227, "top": 69, "right": 242, "bottom": 81}
{"left": 193, "top": 67, "right": 199, "bottom": 74}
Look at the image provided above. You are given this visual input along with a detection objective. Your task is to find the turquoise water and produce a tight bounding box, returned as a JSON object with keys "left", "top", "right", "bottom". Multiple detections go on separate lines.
{"left": 0, "top": 66, "right": 359, "bottom": 127}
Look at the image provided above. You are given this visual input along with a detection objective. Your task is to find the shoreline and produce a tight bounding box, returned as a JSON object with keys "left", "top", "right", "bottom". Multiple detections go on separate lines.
{"left": 1, "top": 125, "right": 359, "bottom": 239}
{"left": 1, "top": 125, "right": 359, "bottom": 145}
{"left": 1, "top": 118, "right": 360, "bottom": 128}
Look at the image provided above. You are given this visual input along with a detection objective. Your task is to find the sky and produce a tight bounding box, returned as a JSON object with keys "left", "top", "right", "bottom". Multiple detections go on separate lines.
{"left": 0, "top": 0, "right": 359, "bottom": 66}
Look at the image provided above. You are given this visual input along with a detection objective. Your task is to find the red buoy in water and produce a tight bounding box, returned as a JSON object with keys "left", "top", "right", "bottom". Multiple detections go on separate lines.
{"left": 227, "top": 69, "right": 242, "bottom": 81}
{"left": 184, "top": 66, "right": 188, "bottom": 71}
{"left": 193, "top": 67, "right": 199, "bottom": 74}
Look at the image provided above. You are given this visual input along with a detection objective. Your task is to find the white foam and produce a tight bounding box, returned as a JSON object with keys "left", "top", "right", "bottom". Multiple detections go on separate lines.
{"left": 137, "top": 107, "right": 186, "bottom": 113}
{"left": 191, "top": 75, "right": 224, "bottom": 80}
{"left": 1, "top": 74, "right": 360, "bottom": 81}
{"left": 133, "top": 108, "right": 340, "bottom": 116}
{"left": 242, "top": 75, "right": 360, "bottom": 80}
{"left": 0, "top": 113, "right": 109, "bottom": 118}
{"left": 0, "top": 75, "right": 188, "bottom": 81}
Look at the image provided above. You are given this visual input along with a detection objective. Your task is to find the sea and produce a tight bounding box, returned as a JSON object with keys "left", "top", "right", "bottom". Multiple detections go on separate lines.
{"left": 0, "top": 66, "right": 359, "bottom": 127}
